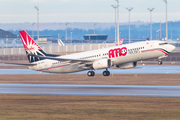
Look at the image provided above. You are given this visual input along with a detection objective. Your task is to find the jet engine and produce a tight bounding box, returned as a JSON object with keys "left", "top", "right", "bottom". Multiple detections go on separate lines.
{"left": 116, "top": 62, "right": 137, "bottom": 69}
{"left": 93, "top": 59, "right": 111, "bottom": 70}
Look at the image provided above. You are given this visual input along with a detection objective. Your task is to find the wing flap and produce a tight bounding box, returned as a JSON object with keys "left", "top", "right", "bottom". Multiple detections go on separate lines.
{"left": 37, "top": 56, "right": 94, "bottom": 63}
{"left": 4, "top": 63, "right": 37, "bottom": 66}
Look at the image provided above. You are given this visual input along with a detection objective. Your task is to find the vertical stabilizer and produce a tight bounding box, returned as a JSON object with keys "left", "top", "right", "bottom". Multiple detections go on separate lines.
{"left": 19, "top": 30, "right": 47, "bottom": 63}
{"left": 58, "top": 39, "right": 65, "bottom": 46}
{"left": 119, "top": 38, "right": 123, "bottom": 45}
{"left": 116, "top": 38, "right": 124, "bottom": 46}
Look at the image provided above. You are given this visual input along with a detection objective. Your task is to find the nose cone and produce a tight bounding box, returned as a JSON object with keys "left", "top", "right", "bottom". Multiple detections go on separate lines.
{"left": 168, "top": 44, "right": 176, "bottom": 52}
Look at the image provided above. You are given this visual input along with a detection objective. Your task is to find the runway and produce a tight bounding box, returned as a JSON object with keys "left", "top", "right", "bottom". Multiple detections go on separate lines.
{"left": 1, "top": 84, "right": 180, "bottom": 97}
{"left": 0, "top": 65, "right": 180, "bottom": 74}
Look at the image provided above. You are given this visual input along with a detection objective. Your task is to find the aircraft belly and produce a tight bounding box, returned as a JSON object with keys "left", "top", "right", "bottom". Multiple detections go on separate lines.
{"left": 141, "top": 51, "right": 165, "bottom": 60}
{"left": 42, "top": 64, "right": 84, "bottom": 73}
{"left": 112, "top": 51, "right": 163, "bottom": 65}
{"left": 113, "top": 54, "right": 139, "bottom": 65}
{"left": 150, "top": 51, "right": 166, "bottom": 58}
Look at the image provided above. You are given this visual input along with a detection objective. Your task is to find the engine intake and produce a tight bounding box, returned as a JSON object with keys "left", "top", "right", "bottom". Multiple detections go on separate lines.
{"left": 93, "top": 59, "right": 111, "bottom": 70}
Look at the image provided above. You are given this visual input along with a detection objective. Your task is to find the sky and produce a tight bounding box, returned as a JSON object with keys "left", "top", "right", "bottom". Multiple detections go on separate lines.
{"left": 0, "top": 0, "right": 180, "bottom": 23}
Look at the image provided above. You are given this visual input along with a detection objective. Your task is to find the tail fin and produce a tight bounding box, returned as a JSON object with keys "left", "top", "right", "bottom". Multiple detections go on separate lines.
{"left": 116, "top": 38, "right": 124, "bottom": 46}
{"left": 19, "top": 30, "right": 58, "bottom": 63}
{"left": 119, "top": 38, "right": 123, "bottom": 45}
{"left": 58, "top": 39, "right": 65, "bottom": 46}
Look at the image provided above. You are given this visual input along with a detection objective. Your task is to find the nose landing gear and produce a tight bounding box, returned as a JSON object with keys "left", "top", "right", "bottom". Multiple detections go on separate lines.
{"left": 158, "top": 60, "right": 162, "bottom": 65}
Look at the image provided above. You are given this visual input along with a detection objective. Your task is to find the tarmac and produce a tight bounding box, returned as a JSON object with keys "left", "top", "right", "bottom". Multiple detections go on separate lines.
{"left": 1, "top": 84, "right": 180, "bottom": 97}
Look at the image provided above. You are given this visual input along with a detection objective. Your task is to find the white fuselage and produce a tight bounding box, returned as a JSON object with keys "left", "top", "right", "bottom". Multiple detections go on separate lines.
{"left": 28, "top": 41, "right": 175, "bottom": 73}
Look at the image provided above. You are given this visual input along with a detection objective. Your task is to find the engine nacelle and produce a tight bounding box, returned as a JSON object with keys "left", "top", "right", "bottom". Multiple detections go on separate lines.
{"left": 116, "top": 62, "right": 137, "bottom": 69}
{"left": 93, "top": 59, "right": 111, "bottom": 70}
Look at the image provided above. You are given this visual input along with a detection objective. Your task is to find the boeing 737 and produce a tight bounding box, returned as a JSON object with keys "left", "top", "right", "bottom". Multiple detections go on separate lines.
{"left": 12, "top": 30, "right": 175, "bottom": 77}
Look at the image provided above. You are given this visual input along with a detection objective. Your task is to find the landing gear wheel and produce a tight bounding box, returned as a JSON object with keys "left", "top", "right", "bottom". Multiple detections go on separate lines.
{"left": 158, "top": 60, "right": 162, "bottom": 65}
{"left": 103, "top": 71, "right": 110, "bottom": 76}
{"left": 87, "top": 71, "right": 91, "bottom": 76}
{"left": 107, "top": 71, "right": 110, "bottom": 76}
{"left": 87, "top": 71, "right": 95, "bottom": 77}
{"left": 103, "top": 71, "right": 107, "bottom": 76}
{"left": 91, "top": 71, "right": 95, "bottom": 76}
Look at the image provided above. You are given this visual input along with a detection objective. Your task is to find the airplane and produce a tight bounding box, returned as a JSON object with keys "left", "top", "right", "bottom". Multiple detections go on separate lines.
{"left": 58, "top": 39, "right": 65, "bottom": 46}
{"left": 11, "top": 30, "right": 175, "bottom": 77}
{"left": 116, "top": 38, "right": 123, "bottom": 46}
{"left": 119, "top": 38, "right": 123, "bottom": 45}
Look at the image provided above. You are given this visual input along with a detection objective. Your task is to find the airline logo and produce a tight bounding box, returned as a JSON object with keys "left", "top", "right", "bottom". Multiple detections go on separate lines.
{"left": 19, "top": 30, "right": 42, "bottom": 54}
{"left": 108, "top": 47, "right": 127, "bottom": 58}
{"left": 19, "top": 30, "right": 45, "bottom": 57}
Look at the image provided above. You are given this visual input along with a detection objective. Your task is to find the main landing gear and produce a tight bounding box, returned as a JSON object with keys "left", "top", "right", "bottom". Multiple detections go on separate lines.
{"left": 87, "top": 71, "right": 95, "bottom": 77}
{"left": 158, "top": 60, "right": 163, "bottom": 65}
{"left": 103, "top": 69, "right": 110, "bottom": 77}
{"left": 87, "top": 69, "right": 110, "bottom": 77}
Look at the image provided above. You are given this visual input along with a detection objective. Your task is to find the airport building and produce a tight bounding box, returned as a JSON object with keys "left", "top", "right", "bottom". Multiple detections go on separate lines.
{"left": 33, "top": 35, "right": 53, "bottom": 45}
{"left": 83, "top": 34, "right": 108, "bottom": 41}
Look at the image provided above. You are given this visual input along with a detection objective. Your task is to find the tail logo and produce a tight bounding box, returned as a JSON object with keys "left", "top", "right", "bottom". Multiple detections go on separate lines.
{"left": 19, "top": 30, "right": 45, "bottom": 56}
{"left": 119, "top": 38, "right": 123, "bottom": 45}
{"left": 116, "top": 38, "right": 124, "bottom": 46}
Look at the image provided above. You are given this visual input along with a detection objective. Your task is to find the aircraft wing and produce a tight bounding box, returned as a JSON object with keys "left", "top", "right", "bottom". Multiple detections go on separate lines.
{"left": 37, "top": 56, "right": 94, "bottom": 63}
{"left": 4, "top": 56, "right": 94, "bottom": 67}
{"left": 4, "top": 62, "right": 37, "bottom": 66}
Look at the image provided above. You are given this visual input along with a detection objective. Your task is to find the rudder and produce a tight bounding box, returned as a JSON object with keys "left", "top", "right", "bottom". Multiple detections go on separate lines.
{"left": 19, "top": 30, "right": 58, "bottom": 63}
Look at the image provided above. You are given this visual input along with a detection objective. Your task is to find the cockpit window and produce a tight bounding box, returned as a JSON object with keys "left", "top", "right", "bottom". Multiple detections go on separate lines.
{"left": 159, "top": 43, "right": 168, "bottom": 45}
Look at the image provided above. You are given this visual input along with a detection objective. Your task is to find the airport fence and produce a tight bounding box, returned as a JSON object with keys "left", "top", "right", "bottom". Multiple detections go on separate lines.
{"left": 0, "top": 43, "right": 115, "bottom": 56}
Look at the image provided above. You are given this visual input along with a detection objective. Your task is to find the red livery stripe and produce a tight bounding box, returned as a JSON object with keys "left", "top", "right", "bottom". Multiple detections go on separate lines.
{"left": 141, "top": 49, "right": 168, "bottom": 55}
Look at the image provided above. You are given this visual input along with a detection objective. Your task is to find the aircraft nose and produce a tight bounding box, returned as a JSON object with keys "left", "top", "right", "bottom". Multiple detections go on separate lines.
{"left": 168, "top": 44, "right": 176, "bottom": 52}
